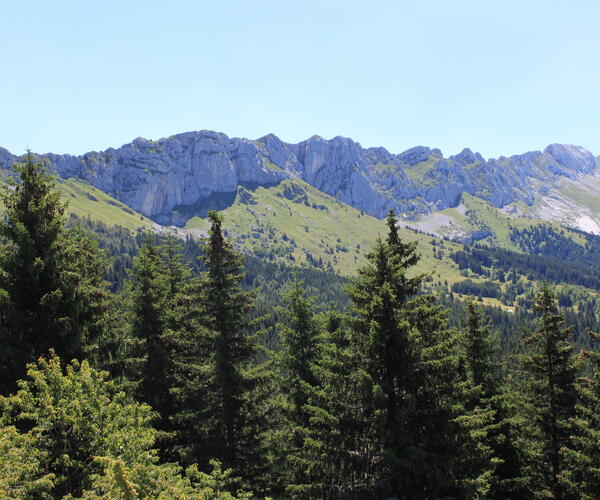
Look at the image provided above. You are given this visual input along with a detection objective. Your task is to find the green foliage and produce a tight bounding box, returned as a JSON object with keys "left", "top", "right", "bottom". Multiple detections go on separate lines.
{"left": 451, "top": 242, "right": 600, "bottom": 291}
{"left": 0, "top": 153, "right": 111, "bottom": 394}
{"left": 0, "top": 425, "right": 54, "bottom": 499}
{"left": 305, "top": 308, "right": 378, "bottom": 499}
{"left": 171, "top": 211, "right": 274, "bottom": 494}
{"left": 0, "top": 353, "right": 156, "bottom": 498}
{"left": 127, "top": 234, "right": 191, "bottom": 455}
{"left": 563, "top": 331, "right": 600, "bottom": 499}
{"left": 0, "top": 352, "right": 252, "bottom": 500}
{"left": 517, "top": 284, "right": 579, "bottom": 499}
{"left": 275, "top": 280, "right": 324, "bottom": 497}
{"left": 278, "top": 280, "right": 321, "bottom": 421}
{"left": 458, "top": 301, "right": 526, "bottom": 499}
{"left": 3, "top": 162, "right": 600, "bottom": 498}
{"left": 77, "top": 458, "right": 250, "bottom": 500}
{"left": 345, "top": 210, "right": 473, "bottom": 498}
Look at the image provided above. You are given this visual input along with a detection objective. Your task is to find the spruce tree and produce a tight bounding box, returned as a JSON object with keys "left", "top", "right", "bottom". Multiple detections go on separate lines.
{"left": 518, "top": 284, "right": 578, "bottom": 499}
{"left": 173, "top": 211, "right": 273, "bottom": 492}
{"left": 130, "top": 236, "right": 169, "bottom": 396}
{"left": 463, "top": 301, "right": 497, "bottom": 391}
{"left": 203, "top": 211, "right": 257, "bottom": 472}
{"left": 347, "top": 210, "right": 466, "bottom": 498}
{"left": 0, "top": 153, "right": 110, "bottom": 394}
{"left": 128, "top": 234, "right": 189, "bottom": 450}
{"left": 564, "top": 331, "right": 600, "bottom": 499}
{"left": 169, "top": 271, "right": 216, "bottom": 468}
{"left": 276, "top": 279, "right": 322, "bottom": 497}
{"left": 303, "top": 308, "right": 375, "bottom": 498}
{"left": 459, "top": 301, "right": 526, "bottom": 499}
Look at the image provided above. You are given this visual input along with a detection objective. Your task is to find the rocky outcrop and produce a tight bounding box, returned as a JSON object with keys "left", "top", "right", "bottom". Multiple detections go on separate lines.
{"left": 0, "top": 131, "right": 596, "bottom": 226}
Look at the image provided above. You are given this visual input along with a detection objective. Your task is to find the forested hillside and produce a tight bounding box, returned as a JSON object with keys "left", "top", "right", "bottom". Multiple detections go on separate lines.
{"left": 2, "top": 155, "right": 600, "bottom": 499}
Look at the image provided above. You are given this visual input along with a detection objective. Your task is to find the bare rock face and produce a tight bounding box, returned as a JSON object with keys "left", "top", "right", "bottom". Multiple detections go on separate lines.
{"left": 544, "top": 144, "right": 597, "bottom": 177}
{"left": 0, "top": 132, "right": 596, "bottom": 226}
{"left": 42, "top": 131, "right": 290, "bottom": 224}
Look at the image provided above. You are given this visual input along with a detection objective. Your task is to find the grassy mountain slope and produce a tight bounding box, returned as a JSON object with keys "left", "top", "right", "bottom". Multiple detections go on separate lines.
{"left": 184, "top": 179, "right": 465, "bottom": 282}
{"left": 508, "top": 168, "right": 600, "bottom": 235}
{"left": 405, "top": 191, "right": 594, "bottom": 250}
{"left": 20, "top": 174, "right": 599, "bottom": 315}
{"left": 406, "top": 193, "right": 538, "bottom": 247}
{"left": 58, "top": 178, "right": 156, "bottom": 231}
{"left": 0, "top": 176, "right": 154, "bottom": 231}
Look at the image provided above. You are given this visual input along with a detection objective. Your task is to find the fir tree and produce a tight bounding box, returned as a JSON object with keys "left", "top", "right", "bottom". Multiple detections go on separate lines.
{"left": 305, "top": 308, "right": 375, "bottom": 498}
{"left": 463, "top": 301, "right": 497, "bottom": 391}
{"left": 563, "top": 331, "right": 600, "bottom": 499}
{"left": 0, "top": 153, "right": 110, "bottom": 394}
{"left": 347, "top": 210, "right": 466, "bottom": 498}
{"left": 128, "top": 235, "right": 189, "bottom": 453}
{"left": 276, "top": 279, "right": 322, "bottom": 497}
{"left": 173, "top": 211, "right": 273, "bottom": 492}
{"left": 458, "top": 301, "right": 526, "bottom": 499}
{"left": 518, "top": 284, "right": 578, "bottom": 499}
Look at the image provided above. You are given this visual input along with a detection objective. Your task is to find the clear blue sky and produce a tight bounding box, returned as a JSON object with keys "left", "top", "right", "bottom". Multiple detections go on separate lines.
{"left": 1, "top": 0, "right": 599, "bottom": 158}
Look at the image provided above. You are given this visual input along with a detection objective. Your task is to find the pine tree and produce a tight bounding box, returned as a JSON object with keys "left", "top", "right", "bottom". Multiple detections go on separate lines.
{"left": 458, "top": 301, "right": 526, "bottom": 499}
{"left": 0, "top": 153, "right": 110, "bottom": 394}
{"left": 128, "top": 234, "right": 190, "bottom": 457}
{"left": 518, "top": 284, "right": 578, "bottom": 499}
{"left": 276, "top": 279, "right": 323, "bottom": 498}
{"left": 173, "top": 211, "right": 273, "bottom": 492}
{"left": 347, "top": 210, "right": 466, "bottom": 498}
{"left": 563, "top": 331, "right": 600, "bottom": 499}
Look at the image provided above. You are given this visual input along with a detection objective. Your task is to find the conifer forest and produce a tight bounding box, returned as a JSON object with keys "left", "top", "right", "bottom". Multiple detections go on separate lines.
{"left": 1, "top": 153, "right": 600, "bottom": 500}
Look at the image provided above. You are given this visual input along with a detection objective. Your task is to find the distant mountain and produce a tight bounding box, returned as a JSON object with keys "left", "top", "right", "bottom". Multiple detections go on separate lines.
{"left": 4, "top": 133, "right": 600, "bottom": 315}
{"left": 0, "top": 131, "right": 597, "bottom": 231}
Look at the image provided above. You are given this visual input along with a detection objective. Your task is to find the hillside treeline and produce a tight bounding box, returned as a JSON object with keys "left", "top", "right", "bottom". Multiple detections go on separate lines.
{"left": 1, "top": 156, "right": 600, "bottom": 499}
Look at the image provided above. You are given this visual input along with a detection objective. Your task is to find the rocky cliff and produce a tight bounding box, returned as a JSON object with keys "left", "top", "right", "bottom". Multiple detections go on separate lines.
{"left": 0, "top": 132, "right": 596, "bottom": 226}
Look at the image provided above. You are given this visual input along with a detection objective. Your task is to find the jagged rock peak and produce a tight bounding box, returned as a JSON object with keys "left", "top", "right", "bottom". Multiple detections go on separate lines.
{"left": 449, "top": 148, "right": 485, "bottom": 166}
{"left": 398, "top": 146, "right": 432, "bottom": 165}
{"left": 544, "top": 143, "right": 596, "bottom": 174}
{"left": 0, "top": 130, "right": 596, "bottom": 227}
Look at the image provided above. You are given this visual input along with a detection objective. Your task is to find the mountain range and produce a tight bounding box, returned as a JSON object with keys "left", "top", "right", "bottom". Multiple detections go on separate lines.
{"left": 1, "top": 131, "right": 598, "bottom": 235}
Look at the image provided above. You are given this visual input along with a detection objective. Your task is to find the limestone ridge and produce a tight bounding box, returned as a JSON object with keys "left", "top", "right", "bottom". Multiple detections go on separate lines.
{"left": 0, "top": 132, "right": 596, "bottom": 226}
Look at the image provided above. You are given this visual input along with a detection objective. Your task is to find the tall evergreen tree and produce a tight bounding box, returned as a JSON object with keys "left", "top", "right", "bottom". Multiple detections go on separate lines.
{"left": 463, "top": 301, "right": 497, "bottom": 391}
{"left": 459, "top": 301, "right": 526, "bottom": 499}
{"left": 518, "top": 284, "right": 578, "bottom": 499}
{"left": 276, "top": 279, "right": 323, "bottom": 497}
{"left": 173, "top": 211, "right": 273, "bottom": 492}
{"left": 0, "top": 153, "right": 110, "bottom": 394}
{"left": 128, "top": 234, "right": 189, "bottom": 451}
{"left": 564, "top": 331, "right": 600, "bottom": 499}
{"left": 304, "top": 308, "right": 377, "bottom": 498}
{"left": 347, "top": 210, "right": 468, "bottom": 498}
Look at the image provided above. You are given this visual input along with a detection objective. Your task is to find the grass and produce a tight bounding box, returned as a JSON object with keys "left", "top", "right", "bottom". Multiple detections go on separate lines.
{"left": 416, "top": 193, "right": 541, "bottom": 249}
{"left": 185, "top": 179, "right": 465, "bottom": 282}
{"left": 403, "top": 157, "right": 438, "bottom": 184}
{"left": 58, "top": 178, "right": 155, "bottom": 231}
{"left": 0, "top": 177, "right": 153, "bottom": 232}
{"left": 558, "top": 181, "right": 600, "bottom": 214}
{"left": 5, "top": 173, "right": 600, "bottom": 308}
{"left": 458, "top": 193, "right": 532, "bottom": 247}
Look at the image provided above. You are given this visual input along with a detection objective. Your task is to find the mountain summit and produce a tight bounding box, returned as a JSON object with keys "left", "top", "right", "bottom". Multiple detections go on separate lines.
{"left": 0, "top": 132, "right": 597, "bottom": 227}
